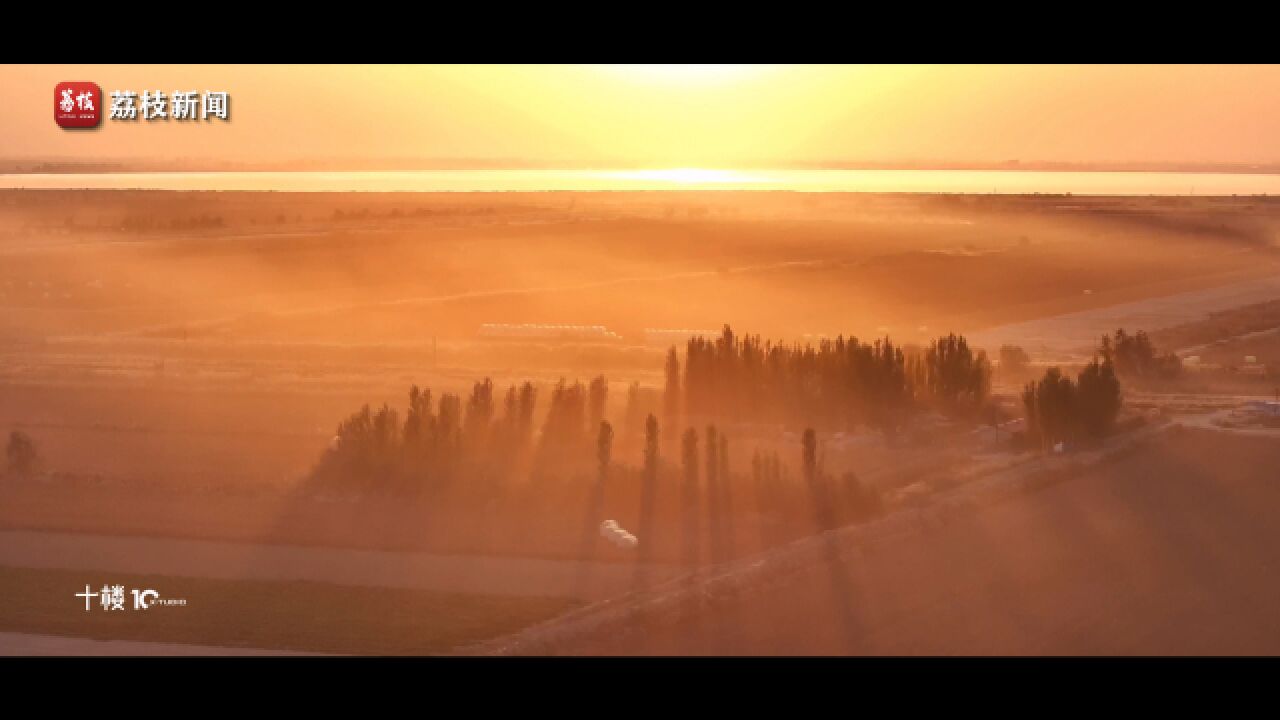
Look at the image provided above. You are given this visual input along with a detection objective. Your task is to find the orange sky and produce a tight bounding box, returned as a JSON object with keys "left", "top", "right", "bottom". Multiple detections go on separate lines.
{"left": 5, "top": 64, "right": 1280, "bottom": 167}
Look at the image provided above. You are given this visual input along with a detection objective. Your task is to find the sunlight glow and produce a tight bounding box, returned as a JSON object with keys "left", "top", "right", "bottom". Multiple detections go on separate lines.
{"left": 599, "top": 168, "right": 766, "bottom": 186}
{"left": 601, "top": 64, "right": 762, "bottom": 86}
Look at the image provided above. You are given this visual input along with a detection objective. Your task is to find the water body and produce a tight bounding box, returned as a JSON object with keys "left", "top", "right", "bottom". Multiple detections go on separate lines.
{"left": 3, "top": 168, "right": 1280, "bottom": 194}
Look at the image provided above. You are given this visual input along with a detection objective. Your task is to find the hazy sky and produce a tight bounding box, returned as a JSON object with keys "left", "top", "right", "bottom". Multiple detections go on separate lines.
{"left": 7, "top": 64, "right": 1280, "bottom": 167}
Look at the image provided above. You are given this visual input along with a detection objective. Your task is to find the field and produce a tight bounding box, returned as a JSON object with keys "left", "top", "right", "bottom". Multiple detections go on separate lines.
{"left": 5, "top": 189, "right": 1280, "bottom": 653}
{"left": 0, "top": 565, "right": 577, "bottom": 655}
{"left": 4, "top": 190, "right": 1280, "bottom": 492}
{"left": 527, "top": 427, "right": 1280, "bottom": 655}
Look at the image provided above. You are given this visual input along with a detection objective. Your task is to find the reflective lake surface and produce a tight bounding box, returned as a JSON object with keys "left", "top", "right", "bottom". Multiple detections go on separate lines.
{"left": 3, "top": 168, "right": 1280, "bottom": 195}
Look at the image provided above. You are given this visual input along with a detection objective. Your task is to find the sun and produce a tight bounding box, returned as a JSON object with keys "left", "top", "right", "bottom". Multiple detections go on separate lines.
{"left": 593, "top": 168, "right": 765, "bottom": 188}
{"left": 600, "top": 64, "right": 762, "bottom": 86}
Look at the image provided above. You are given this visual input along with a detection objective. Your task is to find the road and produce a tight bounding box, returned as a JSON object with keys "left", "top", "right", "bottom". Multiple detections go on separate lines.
{"left": 0, "top": 530, "right": 677, "bottom": 601}
{"left": 1176, "top": 406, "right": 1280, "bottom": 438}
{"left": 968, "top": 273, "right": 1280, "bottom": 357}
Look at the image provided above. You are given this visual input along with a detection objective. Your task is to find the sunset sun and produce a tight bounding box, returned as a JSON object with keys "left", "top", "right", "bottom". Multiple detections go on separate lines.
{"left": 601, "top": 64, "right": 764, "bottom": 85}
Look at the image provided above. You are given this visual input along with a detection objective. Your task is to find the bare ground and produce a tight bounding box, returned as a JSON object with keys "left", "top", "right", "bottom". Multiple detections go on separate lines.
{"left": 511, "top": 427, "right": 1280, "bottom": 655}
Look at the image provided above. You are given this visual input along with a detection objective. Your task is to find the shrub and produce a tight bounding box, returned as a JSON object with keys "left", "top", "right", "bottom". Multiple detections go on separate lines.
{"left": 6, "top": 431, "right": 38, "bottom": 477}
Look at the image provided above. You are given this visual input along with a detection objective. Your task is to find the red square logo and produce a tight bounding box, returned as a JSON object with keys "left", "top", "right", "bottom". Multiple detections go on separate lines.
{"left": 54, "top": 82, "right": 102, "bottom": 128}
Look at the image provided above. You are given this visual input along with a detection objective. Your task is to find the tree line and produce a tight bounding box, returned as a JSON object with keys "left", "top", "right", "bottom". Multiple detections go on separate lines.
{"left": 310, "top": 376, "right": 606, "bottom": 496}
{"left": 1021, "top": 359, "right": 1122, "bottom": 451}
{"left": 312, "top": 323, "right": 996, "bottom": 499}
{"left": 309, "top": 378, "right": 886, "bottom": 561}
{"left": 1019, "top": 330, "right": 1154, "bottom": 450}
{"left": 1099, "top": 328, "right": 1182, "bottom": 382}
{"left": 667, "top": 325, "right": 991, "bottom": 434}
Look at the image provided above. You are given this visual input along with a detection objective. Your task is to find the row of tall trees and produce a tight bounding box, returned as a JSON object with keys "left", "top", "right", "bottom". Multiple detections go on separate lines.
{"left": 1022, "top": 358, "right": 1123, "bottom": 450}
{"left": 310, "top": 374, "right": 664, "bottom": 497}
{"left": 312, "top": 378, "right": 543, "bottom": 495}
{"left": 666, "top": 422, "right": 884, "bottom": 566}
{"left": 1018, "top": 328, "right": 1172, "bottom": 450}
{"left": 311, "top": 324, "right": 995, "bottom": 499}
{"left": 1099, "top": 329, "right": 1182, "bottom": 382}
{"left": 310, "top": 399, "right": 891, "bottom": 570}
{"left": 914, "top": 333, "right": 993, "bottom": 414}
{"left": 308, "top": 376, "right": 889, "bottom": 558}
{"left": 668, "top": 325, "right": 991, "bottom": 433}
